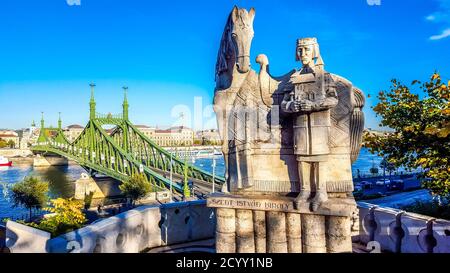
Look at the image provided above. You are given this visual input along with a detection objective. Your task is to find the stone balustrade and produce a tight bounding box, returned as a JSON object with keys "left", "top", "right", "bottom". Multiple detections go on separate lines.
{"left": 357, "top": 202, "right": 450, "bottom": 253}
{"left": 0, "top": 224, "right": 6, "bottom": 252}
{"left": 3, "top": 200, "right": 449, "bottom": 253}
{"left": 5, "top": 200, "right": 215, "bottom": 253}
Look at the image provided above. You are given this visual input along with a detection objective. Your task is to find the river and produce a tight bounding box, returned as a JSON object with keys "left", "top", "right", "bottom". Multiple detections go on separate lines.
{"left": 0, "top": 148, "right": 396, "bottom": 220}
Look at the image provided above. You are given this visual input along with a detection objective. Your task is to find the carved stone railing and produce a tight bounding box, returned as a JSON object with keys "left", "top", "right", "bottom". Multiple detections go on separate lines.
{"left": 3, "top": 201, "right": 449, "bottom": 253}
{"left": 0, "top": 224, "right": 7, "bottom": 253}
{"left": 356, "top": 202, "right": 450, "bottom": 253}
{"left": 5, "top": 200, "right": 215, "bottom": 253}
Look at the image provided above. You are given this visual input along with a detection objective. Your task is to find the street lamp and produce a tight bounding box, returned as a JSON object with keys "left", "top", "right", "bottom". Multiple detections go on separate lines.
{"left": 211, "top": 147, "right": 217, "bottom": 193}
{"left": 169, "top": 149, "right": 174, "bottom": 202}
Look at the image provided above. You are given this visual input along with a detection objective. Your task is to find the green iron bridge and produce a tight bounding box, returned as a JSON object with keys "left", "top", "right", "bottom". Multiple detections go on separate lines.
{"left": 31, "top": 84, "right": 225, "bottom": 197}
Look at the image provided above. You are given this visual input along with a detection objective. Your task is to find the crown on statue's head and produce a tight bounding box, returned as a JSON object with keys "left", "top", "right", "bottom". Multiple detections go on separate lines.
{"left": 297, "top": 37, "right": 318, "bottom": 47}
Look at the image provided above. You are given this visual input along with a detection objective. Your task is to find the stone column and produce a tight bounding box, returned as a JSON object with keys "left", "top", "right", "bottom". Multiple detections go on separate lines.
{"left": 266, "top": 211, "right": 288, "bottom": 253}
{"left": 286, "top": 212, "right": 302, "bottom": 253}
{"left": 235, "top": 210, "right": 255, "bottom": 253}
{"left": 253, "top": 210, "right": 266, "bottom": 253}
{"left": 301, "top": 214, "right": 326, "bottom": 253}
{"left": 216, "top": 208, "right": 236, "bottom": 253}
{"left": 326, "top": 215, "right": 352, "bottom": 253}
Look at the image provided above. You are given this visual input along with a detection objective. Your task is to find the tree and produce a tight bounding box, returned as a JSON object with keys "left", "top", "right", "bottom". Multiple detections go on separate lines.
{"left": 387, "top": 163, "right": 396, "bottom": 181}
{"left": 7, "top": 140, "right": 15, "bottom": 148}
{"left": 34, "top": 198, "right": 87, "bottom": 237}
{"left": 0, "top": 138, "right": 7, "bottom": 149}
{"left": 11, "top": 176, "right": 49, "bottom": 221}
{"left": 119, "top": 173, "right": 153, "bottom": 206}
{"left": 365, "top": 72, "right": 450, "bottom": 197}
{"left": 369, "top": 159, "right": 379, "bottom": 176}
{"left": 193, "top": 139, "right": 203, "bottom": 146}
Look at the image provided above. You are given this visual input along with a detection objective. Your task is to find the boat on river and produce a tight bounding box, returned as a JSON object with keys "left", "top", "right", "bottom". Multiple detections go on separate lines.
{"left": 0, "top": 156, "right": 12, "bottom": 167}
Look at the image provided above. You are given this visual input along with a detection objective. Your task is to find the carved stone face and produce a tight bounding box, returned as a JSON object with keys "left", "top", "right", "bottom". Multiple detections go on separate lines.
{"left": 297, "top": 45, "right": 314, "bottom": 67}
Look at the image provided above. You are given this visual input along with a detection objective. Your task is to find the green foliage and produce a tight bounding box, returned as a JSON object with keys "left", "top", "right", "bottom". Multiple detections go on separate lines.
{"left": 0, "top": 138, "right": 7, "bottom": 149}
{"left": 119, "top": 173, "right": 153, "bottom": 205}
{"left": 401, "top": 200, "right": 450, "bottom": 220}
{"left": 365, "top": 73, "right": 450, "bottom": 197}
{"left": 369, "top": 165, "right": 379, "bottom": 175}
{"left": 83, "top": 191, "right": 94, "bottom": 209}
{"left": 193, "top": 139, "right": 203, "bottom": 146}
{"left": 11, "top": 176, "right": 49, "bottom": 221}
{"left": 28, "top": 198, "right": 87, "bottom": 237}
{"left": 6, "top": 140, "right": 15, "bottom": 148}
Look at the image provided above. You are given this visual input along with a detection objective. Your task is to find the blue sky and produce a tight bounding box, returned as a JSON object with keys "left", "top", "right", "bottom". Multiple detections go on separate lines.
{"left": 0, "top": 0, "right": 449, "bottom": 130}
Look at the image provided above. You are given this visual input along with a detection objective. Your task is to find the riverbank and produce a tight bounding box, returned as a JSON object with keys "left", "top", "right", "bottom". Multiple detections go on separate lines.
{"left": 0, "top": 148, "right": 32, "bottom": 158}
{"left": 9, "top": 157, "right": 34, "bottom": 166}
{"left": 6, "top": 155, "right": 80, "bottom": 167}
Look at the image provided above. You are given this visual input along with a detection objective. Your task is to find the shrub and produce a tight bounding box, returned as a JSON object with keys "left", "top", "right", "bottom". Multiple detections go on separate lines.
{"left": 30, "top": 198, "right": 87, "bottom": 237}
{"left": 119, "top": 173, "right": 153, "bottom": 206}
{"left": 402, "top": 200, "right": 450, "bottom": 220}
{"left": 11, "top": 176, "right": 48, "bottom": 221}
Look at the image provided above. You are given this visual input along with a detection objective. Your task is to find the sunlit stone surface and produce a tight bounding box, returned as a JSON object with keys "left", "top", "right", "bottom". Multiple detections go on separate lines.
{"left": 208, "top": 6, "right": 365, "bottom": 253}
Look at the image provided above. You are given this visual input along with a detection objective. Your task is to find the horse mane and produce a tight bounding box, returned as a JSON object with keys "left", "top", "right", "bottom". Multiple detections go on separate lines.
{"left": 215, "top": 13, "right": 233, "bottom": 81}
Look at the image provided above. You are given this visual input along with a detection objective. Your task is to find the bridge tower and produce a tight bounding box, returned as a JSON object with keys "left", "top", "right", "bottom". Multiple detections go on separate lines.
{"left": 121, "top": 86, "right": 130, "bottom": 153}
{"left": 122, "top": 86, "right": 129, "bottom": 121}
{"left": 89, "top": 83, "right": 97, "bottom": 161}
{"left": 89, "top": 83, "right": 96, "bottom": 120}
{"left": 37, "top": 112, "right": 47, "bottom": 143}
{"left": 58, "top": 112, "right": 62, "bottom": 130}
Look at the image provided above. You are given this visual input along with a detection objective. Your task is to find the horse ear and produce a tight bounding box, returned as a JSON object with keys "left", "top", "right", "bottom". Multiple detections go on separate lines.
{"left": 249, "top": 7, "right": 255, "bottom": 19}
{"left": 232, "top": 6, "right": 239, "bottom": 21}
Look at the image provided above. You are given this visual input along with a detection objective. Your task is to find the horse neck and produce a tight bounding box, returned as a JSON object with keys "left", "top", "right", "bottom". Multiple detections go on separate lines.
{"left": 216, "top": 64, "right": 250, "bottom": 92}
{"left": 216, "top": 16, "right": 253, "bottom": 92}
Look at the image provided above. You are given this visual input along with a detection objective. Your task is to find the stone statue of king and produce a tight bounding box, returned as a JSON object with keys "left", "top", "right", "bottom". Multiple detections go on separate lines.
{"left": 281, "top": 37, "right": 338, "bottom": 211}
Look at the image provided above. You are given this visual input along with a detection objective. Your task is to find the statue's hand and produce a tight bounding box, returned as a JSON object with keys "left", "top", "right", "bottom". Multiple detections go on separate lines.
{"left": 289, "top": 100, "right": 301, "bottom": 112}
{"left": 299, "top": 100, "right": 314, "bottom": 112}
{"left": 315, "top": 97, "right": 338, "bottom": 111}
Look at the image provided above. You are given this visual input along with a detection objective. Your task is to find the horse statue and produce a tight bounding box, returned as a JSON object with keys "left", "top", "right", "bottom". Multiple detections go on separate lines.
{"left": 214, "top": 6, "right": 297, "bottom": 194}
{"left": 213, "top": 6, "right": 365, "bottom": 204}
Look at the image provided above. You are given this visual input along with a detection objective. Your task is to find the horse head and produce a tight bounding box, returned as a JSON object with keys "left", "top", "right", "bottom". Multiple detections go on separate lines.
{"left": 216, "top": 6, "right": 255, "bottom": 80}
{"left": 230, "top": 6, "right": 255, "bottom": 73}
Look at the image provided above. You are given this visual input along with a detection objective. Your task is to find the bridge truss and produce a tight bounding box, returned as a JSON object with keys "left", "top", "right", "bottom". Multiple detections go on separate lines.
{"left": 31, "top": 85, "right": 224, "bottom": 197}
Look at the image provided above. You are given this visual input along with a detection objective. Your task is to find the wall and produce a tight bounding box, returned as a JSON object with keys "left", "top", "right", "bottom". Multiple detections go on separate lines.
{"left": 357, "top": 202, "right": 450, "bottom": 253}
{"left": 33, "top": 155, "right": 68, "bottom": 167}
{"left": 0, "top": 148, "right": 32, "bottom": 158}
{"left": 5, "top": 221, "right": 51, "bottom": 253}
{"left": 0, "top": 224, "right": 6, "bottom": 253}
{"left": 4, "top": 200, "right": 449, "bottom": 253}
{"left": 5, "top": 200, "right": 216, "bottom": 253}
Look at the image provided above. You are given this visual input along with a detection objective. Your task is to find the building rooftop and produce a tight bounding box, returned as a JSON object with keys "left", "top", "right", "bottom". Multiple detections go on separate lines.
{"left": 135, "top": 125, "right": 154, "bottom": 129}
{"left": 170, "top": 126, "right": 192, "bottom": 130}
{"left": 66, "top": 124, "right": 84, "bottom": 129}
{"left": 0, "top": 134, "right": 18, "bottom": 138}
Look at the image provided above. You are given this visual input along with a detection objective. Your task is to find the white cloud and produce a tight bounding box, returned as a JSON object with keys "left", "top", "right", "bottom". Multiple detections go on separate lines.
{"left": 426, "top": 0, "right": 450, "bottom": 40}
{"left": 66, "top": 0, "right": 81, "bottom": 6}
{"left": 429, "top": 28, "right": 450, "bottom": 40}
{"left": 426, "top": 15, "right": 436, "bottom": 21}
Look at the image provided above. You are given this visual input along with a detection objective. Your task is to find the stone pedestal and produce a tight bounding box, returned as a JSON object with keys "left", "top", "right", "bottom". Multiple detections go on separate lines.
{"left": 208, "top": 193, "right": 355, "bottom": 253}
{"left": 33, "top": 155, "right": 68, "bottom": 167}
{"left": 74, "top": 173, "right": 105, "bottom": 201}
